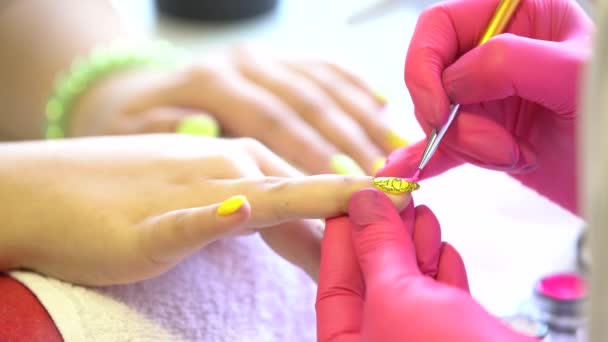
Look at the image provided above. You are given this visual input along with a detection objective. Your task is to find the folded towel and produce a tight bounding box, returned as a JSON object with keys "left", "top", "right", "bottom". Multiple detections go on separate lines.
{"left": 11, "top": 234, "right": 317, "bottom": 341}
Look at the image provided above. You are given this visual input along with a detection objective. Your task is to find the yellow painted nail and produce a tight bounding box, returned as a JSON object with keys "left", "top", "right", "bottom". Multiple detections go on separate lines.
{"left": 217, "top": 195, "right": 247, "bottom": 216}
{"left": 373, "top": 177, "right": 419, "bottom": 194}
{"left": 387, "top": 130, "right": 410, "bottom": 151}
{"left": 373, "top": 157, "right": 386, "bottom": 174}
{"left": 176, "top": 115, "right": 220, "bottom": 137}
{"left": 331, "top": 154, "right": 365, "bottom": 176}
{"left": 372, "top": 91, "right": 388, "bottom": 105}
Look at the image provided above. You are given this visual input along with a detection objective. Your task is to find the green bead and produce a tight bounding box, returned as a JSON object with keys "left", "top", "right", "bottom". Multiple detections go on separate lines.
{"left": 46, "top": 125, "right": 64, "bottom": 139}
{"left": 45, "top": 98, "right": 63, "bottom": 121}
{"left": 44, "top": 40, "right": 194, "bottom": 140}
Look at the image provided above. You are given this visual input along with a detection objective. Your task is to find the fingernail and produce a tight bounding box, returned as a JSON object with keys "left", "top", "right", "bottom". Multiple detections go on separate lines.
{"left": 176, "top": 115, "right": 220, "bottom": 137}
{"left": 373, "top": 177, "right": 419, "bottom": 194}
{"left": 217, "top": 195, "right": 247, "bottom": 216}
{"left": 387, "top": 130, "right": 409, "bottom": 151}
{"left": 373, "top": 157, "right": 386, "bottom": 174}
{"left": 331, "top": 154, "right": 365, "bottom": 175}
{"left": 372, "top": 91, "right": 388, "bottom": 105}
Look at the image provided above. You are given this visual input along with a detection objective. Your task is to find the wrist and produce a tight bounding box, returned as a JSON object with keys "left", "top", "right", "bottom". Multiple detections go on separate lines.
{"left": 68, "top": 67, "right": 179, "bottom": 136}
{"left": 44, "top": 40, "right": 190, "bottom": 138}
{"left": 0, "top": 144, "right": 43, "bottom": 271}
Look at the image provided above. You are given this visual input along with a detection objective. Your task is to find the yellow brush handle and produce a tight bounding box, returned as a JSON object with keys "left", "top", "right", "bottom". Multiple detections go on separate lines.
{"left": 478, "top": 0, "right": 522, "bottom": 45}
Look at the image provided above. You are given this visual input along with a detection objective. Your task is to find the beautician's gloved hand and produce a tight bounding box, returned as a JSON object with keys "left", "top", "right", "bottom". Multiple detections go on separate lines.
{"left": 316, "top": 189, "right": 534, "bottom": 341}
{"left": 380, "top": 0, "right": 593, "bottom": 213}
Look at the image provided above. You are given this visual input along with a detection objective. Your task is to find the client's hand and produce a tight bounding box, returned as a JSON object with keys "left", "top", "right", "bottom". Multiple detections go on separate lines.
{"left": 0, "top": 135, "right": 412, "bottom": 286}
{"left": 316, "top": 189, "right": 534, "bottom": 341}
{"left": 69, "top": 45, "right": 409, "bottom": 175}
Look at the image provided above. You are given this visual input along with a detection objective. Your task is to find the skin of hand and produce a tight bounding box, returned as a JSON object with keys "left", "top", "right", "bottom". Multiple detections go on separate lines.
{"left": 379, "top": 0, "right": 593, "bottom": 213}
{"left": 0, "top": 135, "right": 413, "bottom": 286}
{"left": 316, "top": 189, "right": 535, "bottom": 342}
{"left": 0, "top": 0, "right": 407, "bottom": 174}
{"left": 67, "top": 45, "right": 406, "bottom": 175}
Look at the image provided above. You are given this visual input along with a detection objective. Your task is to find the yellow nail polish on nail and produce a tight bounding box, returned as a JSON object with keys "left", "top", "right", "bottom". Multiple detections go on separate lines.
{"left": 373, "top": 177, "right": 419, "bottom": 194}
{"left": 373, "top": 158, "right": 386, "bottom": 174}
{"left": 331, "top": 154, "right": 365, "bottom": 176}
{"left": 176, "top": 115, "right": 220, "bottom": 137}
{"left": 217, "top": 195, "right": 247, "bottom": 216}
{"left": 372, "top": 91, "right": 388, "bottom": 105}
{"left": 387, "top": 130, "right": 409, "bottom": 150}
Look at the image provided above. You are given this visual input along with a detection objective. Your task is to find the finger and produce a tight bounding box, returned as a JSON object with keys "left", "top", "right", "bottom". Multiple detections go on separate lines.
{"left": 411, "top": 205, "right": 442, "bottom": 278}
{"left": 138, "top": 195, "right": 251, "bottom": 265}
{"left": 238, "top": 59, "right": 384, "bottom": 174}
{"left": 238, "top": 138, "right": 323, "bottom": 279}
{"left": 205, "top": 175, "right": 415, "bottom": 227}
{"left": 113, "top": 107, "right": 220, "bottom": 136}
{"left": 285, "top": 61, "right": 409, "bottom": 155}
{"left": 258, "top": 219, "right": 324, "bottom": 281}
{"left": 316, "top": 216, "right": 364, "bottom": 342}
{"left": 443, "top": 34, "right": 584, "bottom": 117}
{"left": 404, "top": 0, "right": 515, "bottom": 128}
{"left": 322, "top": 61, "right": 387, "bottom": 106}
{"left": 209, "top": 73, "right": 345, "bottom": 175}
{"left": 377, "top": 139, "right": 462, "bottom": 180}
{"left": 238, "top": 137, "right": 304, "bottom": 177}
{"left": 349, "top": 189, "right": 420, "bottom": 286}
{"left": 436, "top": 242, "right": 470, "bottom": 292}
{"left": 162, "top": 65, "right": 341, "bottom": 174}
{"left": 430, "top": 109, "right": 538, "bottom": 173}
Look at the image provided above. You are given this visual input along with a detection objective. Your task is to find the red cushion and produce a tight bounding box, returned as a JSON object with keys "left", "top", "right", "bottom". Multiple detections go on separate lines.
{"left": 0, "top": 273, "right": 62, "bottom": 342}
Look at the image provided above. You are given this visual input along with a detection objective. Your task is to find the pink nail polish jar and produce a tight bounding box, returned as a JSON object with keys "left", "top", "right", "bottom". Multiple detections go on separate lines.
{"left": 533, "top": 272, "right": 588, "bottom": 341}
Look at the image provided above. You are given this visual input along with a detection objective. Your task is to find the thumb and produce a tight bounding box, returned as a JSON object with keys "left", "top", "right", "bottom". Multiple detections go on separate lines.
{"left": 444, "top": 34, "right": 583, "bottom": 116}
{"left": 348, "top": 189, "right": 420, "bottom": 286}
{"left": 137, "top": 195, "right": 250, "bottom": 265}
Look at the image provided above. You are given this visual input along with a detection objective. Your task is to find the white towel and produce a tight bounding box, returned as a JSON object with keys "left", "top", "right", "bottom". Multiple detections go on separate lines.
{"left": 10, "top": 234, "right": 317, "bottom": 342}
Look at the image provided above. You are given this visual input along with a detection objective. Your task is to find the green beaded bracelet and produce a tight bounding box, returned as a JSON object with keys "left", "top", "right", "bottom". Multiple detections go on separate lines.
{"left": 44, "top": 40, "right": 190, "bottom": 139}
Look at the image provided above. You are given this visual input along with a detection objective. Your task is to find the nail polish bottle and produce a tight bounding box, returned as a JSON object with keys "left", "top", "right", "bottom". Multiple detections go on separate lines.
{"left": 531, "top": 273, "right": 588, "bottom": 341}
{"left": 155, "top": 0, "right": 278, "bottom": 21}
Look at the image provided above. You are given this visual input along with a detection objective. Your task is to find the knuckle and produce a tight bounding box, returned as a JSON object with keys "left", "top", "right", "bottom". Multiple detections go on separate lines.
{"left": 169, "top": 210, "right": 191, "bottom": 239}
{"left": 418, "top": 3, "right": 446, "bottom": 26}
{"left": 479, "top": 35, "right": 515, "bottom": 76}
{"left": 297, "top": 97, "right": 327, "bottom": 119}
{"left": 259, "top": 177, "right": 292, "bottom": 221}
{"left": 235, "top": 137, "right": 264, "bottom": 151}
{"left": 216, "top": 156, "right": 250, "bottom": 177}
{"left": 181, "top": 63, "right": 224, "bottom": 84}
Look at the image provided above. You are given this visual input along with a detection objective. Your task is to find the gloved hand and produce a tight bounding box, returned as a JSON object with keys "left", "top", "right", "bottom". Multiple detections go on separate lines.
{"left": 316, "top": 189, "right": 534, "bottom": 341}
{"left": 380, "top": 0, "right": 593, "bottom": 214}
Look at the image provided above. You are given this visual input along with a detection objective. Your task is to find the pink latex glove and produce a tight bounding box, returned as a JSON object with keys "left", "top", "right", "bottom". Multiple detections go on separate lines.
{"left": 316, "top": 189, "right": 534, "bottom": 342}
{"left": 380, "top": 0, "right": 593, "bottom": 214}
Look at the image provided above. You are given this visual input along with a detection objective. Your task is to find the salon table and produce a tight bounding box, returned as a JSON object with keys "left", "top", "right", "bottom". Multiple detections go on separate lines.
{"left": 112, "top": 0, "right": 585, "bottom": 319}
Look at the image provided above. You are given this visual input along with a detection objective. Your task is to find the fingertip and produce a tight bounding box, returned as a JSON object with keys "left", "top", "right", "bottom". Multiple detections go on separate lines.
{"left": 348, "top": 188, "right": 399, "bottom": 222}
{"left": 216, "top": 195, "right": 251, "bottom": 218}
{"left": 348, "top": 188, "right": 412, "bottom": 222}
